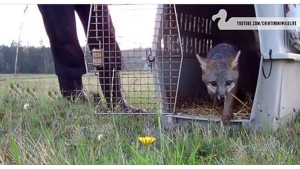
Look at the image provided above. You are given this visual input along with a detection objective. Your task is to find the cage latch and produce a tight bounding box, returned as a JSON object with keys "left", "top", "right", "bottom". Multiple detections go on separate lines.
{"left": 146, "top": 47, "right": 155, "bottom": 71}
{"left": 92, "top": 48, "right": 104, "bottom": 68}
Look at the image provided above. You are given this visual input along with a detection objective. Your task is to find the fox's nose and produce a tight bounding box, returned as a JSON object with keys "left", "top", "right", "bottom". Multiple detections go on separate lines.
{"left": 218, "top": 94, "right": 226, "bottom": 101}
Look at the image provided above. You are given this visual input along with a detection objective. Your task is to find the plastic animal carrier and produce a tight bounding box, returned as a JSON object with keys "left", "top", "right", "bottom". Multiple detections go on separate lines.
{"left": 84, "top": 4, "right": 300, "bottom": 131}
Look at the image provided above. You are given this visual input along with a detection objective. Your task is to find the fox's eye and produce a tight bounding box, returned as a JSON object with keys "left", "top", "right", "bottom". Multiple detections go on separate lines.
{"left": 226, "top": 81, "right": 233, "bottom": 86}
{"left": 209, "top": 81, "right": 217, "bottom": 87}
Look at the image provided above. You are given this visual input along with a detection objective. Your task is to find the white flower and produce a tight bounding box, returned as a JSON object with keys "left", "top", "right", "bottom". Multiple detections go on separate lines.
{"left": 97, "top": 134, "right": 103, "bottom": 141}
{"left": 23, "top": 103, "right": 29, "bottom": 110}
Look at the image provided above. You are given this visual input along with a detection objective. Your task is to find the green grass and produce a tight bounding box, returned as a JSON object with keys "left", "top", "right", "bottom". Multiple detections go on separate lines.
{"left": 0, "top": 73, "right": 300, "bottom": 164}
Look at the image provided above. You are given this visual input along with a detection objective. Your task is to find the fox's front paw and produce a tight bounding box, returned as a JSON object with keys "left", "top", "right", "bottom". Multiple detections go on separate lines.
{"left": 221, "top": 114, "right": 233, "bottom": 125}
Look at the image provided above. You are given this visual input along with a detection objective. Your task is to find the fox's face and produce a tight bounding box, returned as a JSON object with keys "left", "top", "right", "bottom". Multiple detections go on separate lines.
{"left": 196, "top": 50, "right": 241, "bottom": 101}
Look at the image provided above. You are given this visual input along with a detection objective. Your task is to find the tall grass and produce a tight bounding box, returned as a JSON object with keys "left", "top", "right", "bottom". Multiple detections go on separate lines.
{"left": 0, "top": 74, "right": 300, "bottom": 164}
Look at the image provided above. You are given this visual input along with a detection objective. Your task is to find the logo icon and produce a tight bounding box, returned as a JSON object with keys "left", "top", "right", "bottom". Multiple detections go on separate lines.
{"left": 212, "top": 9, "right": 298, "bottom": 30}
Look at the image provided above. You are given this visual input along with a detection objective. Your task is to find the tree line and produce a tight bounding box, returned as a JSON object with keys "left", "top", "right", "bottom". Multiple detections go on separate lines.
{"left": 0, "top": 40, "right": 149, "bottom": 74}
{"left": 0, "top": 40, "right": 55, "bottom": 74}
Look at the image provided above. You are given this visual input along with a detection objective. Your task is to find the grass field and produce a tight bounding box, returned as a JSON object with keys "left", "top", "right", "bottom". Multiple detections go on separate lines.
{"left": 1, "top": 73, "right": 300, "bottom": 164}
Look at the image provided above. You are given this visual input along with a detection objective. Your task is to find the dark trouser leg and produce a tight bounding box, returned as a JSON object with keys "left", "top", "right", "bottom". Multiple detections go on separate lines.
{"left": 75, "top": 4, "right": 123, "bottom": 108}
{"left": 38, "top": 4, "right": 87, "bottom": 100}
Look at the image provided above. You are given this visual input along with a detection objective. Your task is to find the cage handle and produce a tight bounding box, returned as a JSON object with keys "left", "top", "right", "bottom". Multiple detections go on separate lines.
{"left": 261, "top": 49, "right": 273, "bottom": 79}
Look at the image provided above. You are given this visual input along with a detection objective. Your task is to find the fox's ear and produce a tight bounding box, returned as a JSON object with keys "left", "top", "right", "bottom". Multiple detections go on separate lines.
{"left": 196, "top": 54, "right": 209, "bottom": 71}
{"left": 229, "top": 50, "right": 241, "bottom": 70}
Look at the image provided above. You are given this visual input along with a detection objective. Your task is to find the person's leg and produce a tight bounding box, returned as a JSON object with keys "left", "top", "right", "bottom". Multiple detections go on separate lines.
{"left": 38, "top": 4, "right": 87, "bottom": 101}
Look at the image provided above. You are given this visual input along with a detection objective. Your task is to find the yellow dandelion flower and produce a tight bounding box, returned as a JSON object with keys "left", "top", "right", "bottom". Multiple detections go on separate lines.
{"left": 138, "top": 136, "right": 156, "bottom": 146}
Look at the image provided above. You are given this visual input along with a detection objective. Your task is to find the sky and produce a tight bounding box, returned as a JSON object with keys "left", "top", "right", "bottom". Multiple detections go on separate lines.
{"left": 0, "top": 4, "right": 157, "bottom": 50}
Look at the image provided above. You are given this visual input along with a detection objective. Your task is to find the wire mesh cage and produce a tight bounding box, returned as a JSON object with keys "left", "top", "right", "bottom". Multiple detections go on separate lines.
{"left": 83, "top": 4, "right": 176, "bottom": 115}
{"left": 154, "top": 4, "right": 215, "bottom": 114}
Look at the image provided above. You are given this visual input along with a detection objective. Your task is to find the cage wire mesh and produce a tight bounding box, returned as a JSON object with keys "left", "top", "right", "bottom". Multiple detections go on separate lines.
{"left": 154, "top": 4, "right": 215, "bottom": 116}
{"left": 83, "top": 4, "right": 184, "bottom": 115}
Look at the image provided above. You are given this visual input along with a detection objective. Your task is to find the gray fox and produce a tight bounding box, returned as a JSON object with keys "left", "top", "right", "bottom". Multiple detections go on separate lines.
{"left": 196, "top": 43, "right": 241, "bottom": 123}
